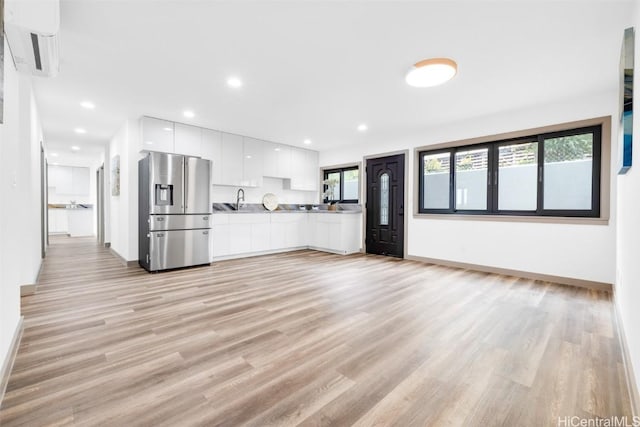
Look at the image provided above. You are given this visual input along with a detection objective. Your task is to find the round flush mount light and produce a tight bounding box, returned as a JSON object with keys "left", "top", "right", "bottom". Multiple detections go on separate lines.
{"left": 74, "top": 128, "right": 86, "bottom": 134}
{"left": 405, "top": 58, "right": 458, "bottom": 88}
{"left": 80, "top": 101, "right": 95, "bottom": 110}
{"left": 357, "top": 124, "right": 368, "bottom": 132}
{"left": 227, "top": 77, "right": 243, "bottom": 88}
{"left": 71, "top": 145, "right": 80, "bottom": 151}
{"left": 303, "top": 139, "right": 312, "bottom": 145}
{"left": 183, "top": 110, "right": 195, "bottom": 118}
{"left": 50, "top": 152, "right": 59, "bottom": 157}
{"left": 162, "top": 127, "right": 172, "bottom": 132}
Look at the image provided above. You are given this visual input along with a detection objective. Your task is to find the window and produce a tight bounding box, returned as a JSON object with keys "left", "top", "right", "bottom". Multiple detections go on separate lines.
{"left": 418, "top": 125, "right": 601, "bottom": 217}
{"left": 455, "top": 147, "right": 488, "bottom": 211}
{"left": 323, "top": 166, "right": 359, "bottom": 203}
{"left": 380, "top": 173, "right": 389, "bottom": 225}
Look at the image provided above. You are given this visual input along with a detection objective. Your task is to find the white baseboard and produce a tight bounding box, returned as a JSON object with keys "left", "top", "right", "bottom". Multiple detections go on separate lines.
{"left": 0, "top": 316, "right": 24, "bottom": 406}
{"left": 613, "top": 297, "right": 640, "bottom": 418}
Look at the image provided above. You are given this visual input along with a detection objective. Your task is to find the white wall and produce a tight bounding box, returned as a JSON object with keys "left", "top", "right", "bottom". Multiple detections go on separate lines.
{"left": 107, "top": 119, "right": 142, "bottom": 260}
{"left": 616, "top": 0, "right": 640, "bottom": 407}
{"left": 321, "top": 89, "right": 618, "bottom": 284}
{"left": 0, "top": 39, "right": 45, "bottom": 381}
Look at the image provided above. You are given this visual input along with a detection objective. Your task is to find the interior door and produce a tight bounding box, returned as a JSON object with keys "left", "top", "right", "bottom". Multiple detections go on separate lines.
{"left": 366, "top": 154, "right": 405, "bottom": 258}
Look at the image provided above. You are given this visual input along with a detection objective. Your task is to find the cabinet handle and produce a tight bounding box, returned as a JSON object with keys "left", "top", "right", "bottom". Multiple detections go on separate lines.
{"left": 203, "top": 231, "right": 209, "bottom": 235}
{"left": 157, "top": 233, "right": 165, "bottom": 237}
{"left": 156, "top": 217, "right": 165, "bottom": 221}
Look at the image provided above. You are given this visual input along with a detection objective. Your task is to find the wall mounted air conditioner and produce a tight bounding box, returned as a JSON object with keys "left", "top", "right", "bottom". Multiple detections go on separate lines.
{"left": 4, "top": 0, "right": 60, "bottom": 77}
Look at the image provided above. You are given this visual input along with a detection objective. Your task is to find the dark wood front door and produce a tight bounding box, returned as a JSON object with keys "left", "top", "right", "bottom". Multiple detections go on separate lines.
{"left": 366, "top": 154, "right": 405, "bottom": 258}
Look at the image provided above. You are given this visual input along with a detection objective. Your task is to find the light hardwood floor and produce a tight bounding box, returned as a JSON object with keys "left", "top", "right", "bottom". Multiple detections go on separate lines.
{"left": 0, "top": 236, "right": 632, "bottom": 426}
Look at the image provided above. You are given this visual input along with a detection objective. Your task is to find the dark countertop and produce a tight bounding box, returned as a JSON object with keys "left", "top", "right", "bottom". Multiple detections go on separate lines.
{"left": 212, "top": 203, "right": 362, "bottom": 214}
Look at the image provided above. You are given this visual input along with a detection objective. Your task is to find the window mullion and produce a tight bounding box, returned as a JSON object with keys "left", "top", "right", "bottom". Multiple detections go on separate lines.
{"left": 536, "top": 135, "right": 544, "bottom": 215}
{"left": 449, "top": 149, "right": 455, "bottom": 212}
{"left": 489, "top": 143, "right": 497, "bottom": 214}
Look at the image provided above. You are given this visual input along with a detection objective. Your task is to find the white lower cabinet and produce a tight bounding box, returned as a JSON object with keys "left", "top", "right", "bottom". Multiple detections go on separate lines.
{"left": 48, "top": 209, "right": 69, "bottom": 233}
{"left": 211, "top": 212, "right": 361, "bottom": 260}
{"left": 211, "top": 214, "right": 230, "bottom": 258}
{"left": 271, "top": 213, "right": 307, "bottom": 250}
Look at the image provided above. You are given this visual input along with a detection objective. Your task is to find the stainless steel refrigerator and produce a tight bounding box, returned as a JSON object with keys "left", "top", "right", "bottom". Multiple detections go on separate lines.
{"left": 138, "top": 152, "right": 212, "bottom": 272}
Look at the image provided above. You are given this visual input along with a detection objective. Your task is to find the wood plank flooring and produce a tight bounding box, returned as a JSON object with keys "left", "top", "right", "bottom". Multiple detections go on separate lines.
{"left": 0, "top": 236, "right": 632, "bottom": 426}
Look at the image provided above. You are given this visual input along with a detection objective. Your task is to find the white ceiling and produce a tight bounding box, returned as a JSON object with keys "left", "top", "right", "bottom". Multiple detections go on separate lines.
{"left": 32, "top": 0, "right": 632, "bottom": 156}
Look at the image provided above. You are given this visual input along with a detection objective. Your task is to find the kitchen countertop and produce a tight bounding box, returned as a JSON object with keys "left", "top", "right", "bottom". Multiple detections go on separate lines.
{"left": 48, "top": 204, "right": 94, "bottom": 209}
{"left": 212, "top": 203, "right": 362, "bottom": 214}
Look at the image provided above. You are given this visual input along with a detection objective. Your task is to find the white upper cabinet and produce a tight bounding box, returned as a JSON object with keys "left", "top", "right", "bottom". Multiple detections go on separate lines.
{"left": 174, "top": 123, "right": 202, "bottom": 157}
{"left": 49, "top": 165, "right": 89, "bottom": 195}
{"left": 49, "top": 166, "right": 73, "bottom": 194}
{"left": 54, "top": 166, "right": 73, "bottom": 194}
{"left": 139, "top": 116, "right": 318, "bottom": 191}
{"left": 242, "top": 137, "right": 264, "bottom": 187}
{"left": 263, "top": 141, "right": 291, "bottom": 179}
{"left": 140, "top": 116, "right": 174, "bottom": 153}
{"left": 288, "top": 148, "right": 319, "bottom": 191}
{"left": 202, "top": 129, "right": 223, "bottom": 184}
{"left": 71, "top": 167, "right": 90, "bottom": 195}
{"left": 220, "top": 133, "right": 244, "bottom": 186}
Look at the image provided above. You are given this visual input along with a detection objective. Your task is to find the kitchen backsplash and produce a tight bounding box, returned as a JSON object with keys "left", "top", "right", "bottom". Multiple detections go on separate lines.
{"left": 211, "top": 177, "right": 318, "bottom": 205}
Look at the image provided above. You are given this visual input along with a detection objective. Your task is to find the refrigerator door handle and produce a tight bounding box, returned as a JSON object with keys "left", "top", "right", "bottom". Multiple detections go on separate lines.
{"left": 182, "top": 157, "right": 187, "bottom": 210}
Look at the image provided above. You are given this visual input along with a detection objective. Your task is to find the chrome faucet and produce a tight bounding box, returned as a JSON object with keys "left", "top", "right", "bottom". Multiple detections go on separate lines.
{"left": 236, "top": 188, "right": 245, "bottom": 210}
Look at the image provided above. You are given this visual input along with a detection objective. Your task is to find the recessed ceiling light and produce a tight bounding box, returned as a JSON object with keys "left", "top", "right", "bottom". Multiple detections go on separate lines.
{"left": 52, "top": 162, "right": 59, "bottom": 166}
{"left": 274, "top": 148, "right": 281, "bottom": 152}
{"left": 357, "top": 124, "right": 368, "bottom": 132}
{"left": 227, "top": 77, "right": 243, "bottom": 88}
{"left": 71, "top": 146, "right": 80, "bottom": 151}
{"left": 80, "top": 101, "right": 95, "bottom": 110}
{"left": 145, "top": 141, "right": 154, "bottom": 145}
{"left": 246, "top": 155, "right": 252, "bottom": 159}
{"left": 50, "top": 152, "right": 59, "bottom": 157}
{"left": 303, "top": 139, "right": 312, "bottom": 145}
{"left": 74, "top": 128, "right": 86, "bottom": 134}
{"left": 162, "top": 127, "right": 172, "bottom": 131}
{"left": 183, "top": 110, "right": 195, "bottom": 118}
{"left": 406, "top": 58, "right": 458, "bottom": 88}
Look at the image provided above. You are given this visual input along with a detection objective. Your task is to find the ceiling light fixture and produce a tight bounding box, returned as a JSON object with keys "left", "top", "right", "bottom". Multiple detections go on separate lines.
{"left": 50, "top": 153, "right": 59, "bottom": 157}
{"left": 227, "top": 77, "right": 243, "bottom": 88}
{"left": 303, "top": 139, "right": 312, "bottom": 145}
{"left": 71, "top": 146, "right": 80, "bottom": 151}
{"left": 145, "top": 141, "right": 154, "bottom": 145}
{"left": 406, "top": 58, "right": 458, "bottom": 88}
{"left": 183, "top": 110, "right": 195, "bottom": 118}
{"left": 74, "top": 128, "right": 86, "bottom": 134}
{"left": 357, "top": 124, "right": 368, "bottom": 132}
{"left": 80, "top": 101, "right": 95, "bottom": 109}
{"left": 163, "top": 127, "right": 172, "bottom": 131}
{"left": 274, "top": 148, "right": 281, "bottom": 152}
